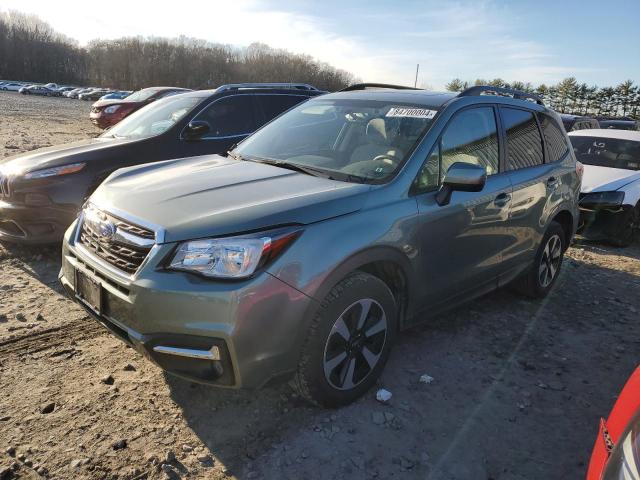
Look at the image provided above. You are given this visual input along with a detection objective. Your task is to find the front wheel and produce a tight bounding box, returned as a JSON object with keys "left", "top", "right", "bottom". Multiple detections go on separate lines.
{"left": 513, "top": 221, "right": 565, "bottom": 298}
{"left": 293, "top": 272, "right": 397, "bottom": 407}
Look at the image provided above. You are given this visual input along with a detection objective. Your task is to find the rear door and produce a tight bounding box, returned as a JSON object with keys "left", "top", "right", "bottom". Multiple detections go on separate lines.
{"left": 413, "top": 105, "right": 513, "bottom": 310}
{"left": 499, "top": 106, "right": 561, "bottom": 279}
{"left": 179, "top": 94, "right": 259, "bottom": 157}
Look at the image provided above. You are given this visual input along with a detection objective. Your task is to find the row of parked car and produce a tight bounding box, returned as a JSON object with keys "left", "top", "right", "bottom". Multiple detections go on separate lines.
{"left": 0, "top": 82, "right": 638, "bottom": 477}
{"left": 0, "top": 80, "right": 132, "bottom": 101}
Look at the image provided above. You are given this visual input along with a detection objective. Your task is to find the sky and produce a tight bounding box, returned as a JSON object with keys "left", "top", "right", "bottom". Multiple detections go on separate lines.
{"left": 2, "top": 0, "right": 639, "bottom": 89}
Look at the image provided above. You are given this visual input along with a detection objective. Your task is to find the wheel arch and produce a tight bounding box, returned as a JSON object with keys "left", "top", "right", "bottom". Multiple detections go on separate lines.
{"left": 305, "top": 245, "right": 416, "bottom": 331}
{"left": 550, "top": 209, "right": 575, "bottom": 250}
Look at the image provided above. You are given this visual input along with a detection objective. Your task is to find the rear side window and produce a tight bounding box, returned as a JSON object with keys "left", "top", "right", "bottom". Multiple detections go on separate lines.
{"left": 540, "top": 114, "right": 570, "bottom": 162}
{"left": 254, "top": 94, "right": 309, "bottom": 127}
{"left": 195, "top": 95, "right": 256, "bottom": 138}
{"left": 502, "top": 107, "right": 544, "bottom": 170}
{"left": 440, "top": 106, "right": 500, "bottom": 179}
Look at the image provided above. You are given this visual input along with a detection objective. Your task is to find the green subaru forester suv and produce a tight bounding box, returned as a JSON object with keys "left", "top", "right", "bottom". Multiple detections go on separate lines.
{"left": 60, "top": 84, "right": 581, "bottom": 407}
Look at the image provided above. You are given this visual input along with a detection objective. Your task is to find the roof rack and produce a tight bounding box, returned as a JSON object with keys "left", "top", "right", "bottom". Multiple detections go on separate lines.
{"left": 458, "top": 85, "right": 544, "bottom": 106}
{"left": 216, "top": 83, "right": 319, "bottom": 92}
{"left": 340, "top": 83, "right": 420, "bottom": 92}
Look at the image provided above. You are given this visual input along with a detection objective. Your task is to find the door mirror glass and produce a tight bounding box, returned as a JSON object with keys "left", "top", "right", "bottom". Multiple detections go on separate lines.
{"left": 184, "top": 120, "right": 210, "bottom": 139}
{"left": 436, "top": 162, "right": 486, "bottom": 206}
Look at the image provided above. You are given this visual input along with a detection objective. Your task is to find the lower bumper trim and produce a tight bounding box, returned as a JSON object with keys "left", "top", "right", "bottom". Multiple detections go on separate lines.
{"left": 152, "top": 345, "right": 221, "bottom": 361}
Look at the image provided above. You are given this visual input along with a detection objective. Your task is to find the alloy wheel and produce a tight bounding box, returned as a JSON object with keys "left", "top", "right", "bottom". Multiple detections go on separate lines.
{"left": 323, "top": 298, "right": 388, "bottom": 390}
{"left": 538, "top": 234, "right": 562, "bottom": 288}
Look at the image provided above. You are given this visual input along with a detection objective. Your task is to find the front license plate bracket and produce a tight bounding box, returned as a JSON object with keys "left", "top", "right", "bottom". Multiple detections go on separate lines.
{"left": 75, "top": 269, "right": 102, "bottom": 315}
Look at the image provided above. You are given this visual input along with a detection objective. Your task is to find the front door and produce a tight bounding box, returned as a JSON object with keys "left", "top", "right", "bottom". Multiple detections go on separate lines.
{"left": 413, "top": 106, "right": 513, "bottom": 311}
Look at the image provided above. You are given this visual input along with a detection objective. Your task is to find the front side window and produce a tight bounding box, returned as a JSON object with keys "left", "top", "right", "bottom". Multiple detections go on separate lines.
{"left": 571, "top": 136, "right": 640, "bottom": 170}
{"left": 502, "top": 107, "right": 544, "bottom": 170}
{"left": 254, "top": 94, "right": 309, "bottom": 127}
{"left": 540, "top": 114, "right": 570, "bottom": 163}
{"left": 440, "top": 106, "right": 499, "bottom": 180}
{"left": 233, "top": 99, "right": 439, "bottom": 183}
{"left": 101, "top": 95, "right": 202, "bottom": 140}
{"left": 195, "top": 95, "right": 256, "bottom": 138}
{"left": 413, "top": 107, "right": 499, "bottom": 193}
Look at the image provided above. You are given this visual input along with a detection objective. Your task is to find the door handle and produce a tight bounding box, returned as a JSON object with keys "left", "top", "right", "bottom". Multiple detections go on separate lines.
{"left": 494, "top": 192, "right": 511, "bottom": 207}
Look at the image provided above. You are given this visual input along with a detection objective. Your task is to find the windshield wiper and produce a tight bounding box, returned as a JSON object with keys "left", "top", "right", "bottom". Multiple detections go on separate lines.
{"left": 245, "top": 157, "right": 333, "bottom": 179}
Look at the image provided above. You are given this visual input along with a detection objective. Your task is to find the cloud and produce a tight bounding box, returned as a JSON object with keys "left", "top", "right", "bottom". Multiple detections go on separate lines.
{"left": 1, "top": 0, "right": 598, "bottom": 88}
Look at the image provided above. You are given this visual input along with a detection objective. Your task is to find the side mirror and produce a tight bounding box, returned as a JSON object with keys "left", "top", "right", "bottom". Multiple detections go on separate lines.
{"left": 435, "top": 162, "right": 487, "bottom": 206}
{"left": 184, "top": 120, "right": 210, "bottom": 140}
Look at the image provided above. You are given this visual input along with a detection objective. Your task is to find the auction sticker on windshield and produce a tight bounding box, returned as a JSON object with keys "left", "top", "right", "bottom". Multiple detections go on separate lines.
{"left": 386, "top": 107, "right": 437, "bottom": 119}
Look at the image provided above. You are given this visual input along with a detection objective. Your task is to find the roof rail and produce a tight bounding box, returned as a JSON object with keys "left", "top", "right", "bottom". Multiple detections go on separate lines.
{"left": 216, "top": 83, "right": 319, "bottom": 92}
{"left": 340, "top": 83, "right": 420, "bottom": 92}
{"left": 458, "top": 85, "right": 544, "bottom": 106}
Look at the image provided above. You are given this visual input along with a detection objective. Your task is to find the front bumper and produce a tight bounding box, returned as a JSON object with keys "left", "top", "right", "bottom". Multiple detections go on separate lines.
{"left": 59, "top": 220, "right": 315, "bottom": 388}
{"left": 0, "top": 199, "right": 76, "bottom": 244}
{"left": 578, "top": 205, "right": 629, "bottom": 240}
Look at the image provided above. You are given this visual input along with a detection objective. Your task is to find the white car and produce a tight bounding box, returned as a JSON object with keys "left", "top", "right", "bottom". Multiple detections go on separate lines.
{"left": 569, "top": 129, "right": 640, "bottom": 246}
{"left": 1, "top": 82, "right": 24, "bottom": 91}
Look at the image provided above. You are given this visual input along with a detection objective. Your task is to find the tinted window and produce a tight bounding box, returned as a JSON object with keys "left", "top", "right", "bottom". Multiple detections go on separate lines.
{"left": 540, "top": 114, "right": 570, "bottom": 162}
{"left": 502, "top": 108, "right": 544, "bottom": 170}
{"left": 196, "top": 95, "right": 256, "bottom": 138}
{"left": 254, "top": 94, "right": 309, "bottom": 127}
{"left": 440, "top": 107, "right": 499, "bottom": 179}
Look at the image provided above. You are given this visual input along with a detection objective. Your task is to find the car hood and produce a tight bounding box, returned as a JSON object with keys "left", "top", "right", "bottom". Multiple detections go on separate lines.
{"left": 90, "top": 155, "right": 371, "bottom": 243}
{"left": 581, "top": 164, "right": 640, "bottom": 193}
{"left": 0, "top": 137, "right": 137, "bottom": 175}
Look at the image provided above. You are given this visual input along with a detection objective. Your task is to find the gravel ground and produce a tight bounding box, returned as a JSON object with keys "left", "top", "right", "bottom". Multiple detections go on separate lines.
{"left": 0, "top": 91, "right": 639, "bottom": 480}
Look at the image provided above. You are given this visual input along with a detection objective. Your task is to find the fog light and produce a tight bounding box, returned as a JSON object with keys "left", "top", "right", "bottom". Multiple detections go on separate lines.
{"left": 24, "top": 193, "right": 51, "bottom": 206}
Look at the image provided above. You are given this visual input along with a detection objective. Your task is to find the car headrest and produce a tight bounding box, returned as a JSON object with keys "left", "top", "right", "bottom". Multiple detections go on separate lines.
{"left": 366, "top": 118, "right": 389, "bottom": 145}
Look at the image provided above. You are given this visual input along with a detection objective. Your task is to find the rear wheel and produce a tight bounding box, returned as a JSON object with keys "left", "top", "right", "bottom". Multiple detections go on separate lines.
{"left": 513, "top": 221, "right": 565, "bottom": 298}
{"left": 293, "top": 272, "right": 397, "bottom": 407}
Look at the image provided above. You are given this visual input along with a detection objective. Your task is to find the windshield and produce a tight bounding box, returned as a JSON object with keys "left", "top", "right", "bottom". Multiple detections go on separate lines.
{"left": 125, "top": 89, "right": 162, "bottom": 102}
{"left": 571, "top": 136, "right": 640, "bottom": 170}
{"left": 233, "top": 99, "right": 438, "bottom": 183}
{"left": 102, "top": 95, "right": 202, "bottom": 140}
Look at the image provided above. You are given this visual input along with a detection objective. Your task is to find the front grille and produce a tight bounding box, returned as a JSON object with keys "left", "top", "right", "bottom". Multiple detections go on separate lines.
{"left": 79, "top": 209, "right": 155, "bottom": 274}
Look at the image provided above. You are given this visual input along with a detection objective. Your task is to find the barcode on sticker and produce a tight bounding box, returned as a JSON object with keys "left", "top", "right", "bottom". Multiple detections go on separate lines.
{"left": 386, "top": 107, "right": 437, "bottom": 119}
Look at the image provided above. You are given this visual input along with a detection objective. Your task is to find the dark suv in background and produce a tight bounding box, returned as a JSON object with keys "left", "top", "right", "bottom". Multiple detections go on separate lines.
{"left": 0, "top": 83, "right": 324, "bottom": 243}
{"left": 60, "top": 84, "right": 581, "bottom": 407}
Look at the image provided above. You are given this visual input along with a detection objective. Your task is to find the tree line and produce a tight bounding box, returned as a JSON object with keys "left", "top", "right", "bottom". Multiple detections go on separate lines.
{"left": 445, "top": 77, "right": 640, "bottom": 119}
{"left": 0, "top": 11, "right": 355, "bottom": 92}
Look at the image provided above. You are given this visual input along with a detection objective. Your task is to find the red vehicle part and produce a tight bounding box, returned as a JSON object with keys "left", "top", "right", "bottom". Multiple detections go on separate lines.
{"left": 587, "top": 366, "right": 640, "bottom": 479}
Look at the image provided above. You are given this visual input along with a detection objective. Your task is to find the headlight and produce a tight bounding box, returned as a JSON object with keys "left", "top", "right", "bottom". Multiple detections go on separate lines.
{"left": 169, "top": 230, "right": 300, "bottom": 279}
{"left": 580, "top": 191, "right": 624, "bottom": 208}
{"left": 104, "top": 105, "right": 121, "bottom": 114}
{"left": 24, "top": 163, "right": 85, "bottom": 180}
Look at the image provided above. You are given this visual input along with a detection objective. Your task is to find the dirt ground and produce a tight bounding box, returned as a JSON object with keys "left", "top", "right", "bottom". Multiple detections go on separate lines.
{"left": 0, "top": 91, "right": 639, "bottom": 480}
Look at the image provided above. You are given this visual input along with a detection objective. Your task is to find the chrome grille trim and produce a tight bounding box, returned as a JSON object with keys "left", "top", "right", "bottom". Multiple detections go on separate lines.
{"left": 0, "top": 173, "right": 9, "bottom": 198}
{"left": 77, "top": 205, "right": 156, "bottom": 275}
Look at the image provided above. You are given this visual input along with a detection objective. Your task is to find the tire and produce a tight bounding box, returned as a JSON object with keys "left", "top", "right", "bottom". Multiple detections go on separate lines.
{"left": 513, "top": 221, "right": 565, "bottom": 298}
{"left": 293, "top": 272, "right": 397, "bottom": 407}
{"left": 607, "top": 205, "right": 639, "bottom": 248}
